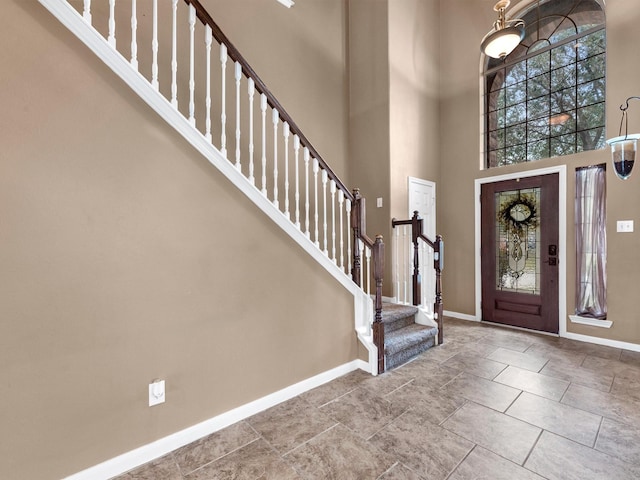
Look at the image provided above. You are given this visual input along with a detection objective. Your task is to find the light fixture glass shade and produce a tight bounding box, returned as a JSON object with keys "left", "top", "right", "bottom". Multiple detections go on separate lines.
{"left": 481, "top": 24, "right": 525, "bottom": 58}
{"left": 606, "top": 134, "right": 640, "bottom": 180}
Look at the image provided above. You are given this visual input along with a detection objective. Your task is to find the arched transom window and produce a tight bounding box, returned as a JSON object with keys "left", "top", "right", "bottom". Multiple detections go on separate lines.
{"left": 485, "top": 0, "right": 606, "bottom": 168}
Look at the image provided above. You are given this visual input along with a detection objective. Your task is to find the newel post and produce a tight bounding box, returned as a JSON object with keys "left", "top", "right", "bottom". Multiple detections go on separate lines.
{"left": 373, "top": 234, "right": 385, "bottom": 374}
{"left": 434, "top": 234, "right": 444, "bottom": 345}
{"left": 351, "top": 188, "right": 363, "bottom": 286}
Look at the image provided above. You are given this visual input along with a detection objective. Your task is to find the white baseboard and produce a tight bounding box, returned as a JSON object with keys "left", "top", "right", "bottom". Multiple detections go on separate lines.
{"left": 445, "top": 311, "right": 640, "bottom": 352}
{"left": 443, "top": 310, "right": 478, "bottom": 322}
{"left": 563, "top": 332, "right": 640, "bottom": 352}
{"left": 64, "top": 359, "right": 367, "bottom": 480}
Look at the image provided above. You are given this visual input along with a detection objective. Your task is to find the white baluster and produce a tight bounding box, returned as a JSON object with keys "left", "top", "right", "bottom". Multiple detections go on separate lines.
{"left": 204, "top": 26, "right": 212, "bottom": 142}
{"left": 313, "top": 158, "right": 319, "bottom": 247}
{"left": 220, "top": 44, "right": 228, "bottom": 157}
{"left": 304, "top": 147, "right": 310, "bottom": 238}
{"left": 235, "top": 61, "right": 242, "bottom": 170}
{"left": 338, "top": 189, "right": 344, "bottom": 269}
{"left": 407, "top": 231, "right": 412, "bottom": 304}
{"left": 272, "top": 109, "right": 279, "bottom": 208}
{"left": 322, "top": 169, "right": 328, "bottom": 255}
{"left": 366, "top": 245, "right": 371, "bottom": 295}
{"left": 283, "top": 122, "right": 290, "bottom": 220}
{"left": 151, "top": 0, "right": 159, "bottom": 90}
{"left": 398, "top": 225, "right": 403, "bottom": 303}
{"left": 171, "top": 0, "right": 178, "bottom": 108}
{"left": 346, "top": 198, "right": 352, "bottom": 275}
{"left": 108, "top": 0, "right": 116, "bottom": 48}
{"left": 394, "top": 226, "right": 400, "bottom": 302}
{"left": 188, "top": 5, "right": 196, "bottom": 126}
{"left": 83, "top": 0, "right": 92, "bottom": 24}
{"left": 293, "top": 135, "right": 300, "bottom": 228}
{"left": 130, "top": 0, "right": 138, "bottom": 70}
{"left": 421, "top": 241, "right": 428, "bottom": 308}
{"left": 247, "top": 78, "right": 255, "bottom": 185}
{"left": 403, "top": 225, "right": 409, "bottom": 304}
{"left": 358, "top": 240, "right": 364, "bottom": 287}
{"left": 330, "top": 180, "right": 336, "bottom": 262}
{"left": 260, "top": 94, "right": 267, "bottom": 196}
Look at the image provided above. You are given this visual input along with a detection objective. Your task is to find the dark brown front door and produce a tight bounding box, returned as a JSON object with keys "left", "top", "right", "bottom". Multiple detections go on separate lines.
{"left": 481, "top": 174, "right": 559, "bottom": 333}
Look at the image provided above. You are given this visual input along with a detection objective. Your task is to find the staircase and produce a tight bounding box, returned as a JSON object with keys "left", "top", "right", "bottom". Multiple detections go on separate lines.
{"left": 38, "top": 0, "right": 443, "bottom": 376}
{"left": 382, "top": 303, "right": 438, "bottom": 370}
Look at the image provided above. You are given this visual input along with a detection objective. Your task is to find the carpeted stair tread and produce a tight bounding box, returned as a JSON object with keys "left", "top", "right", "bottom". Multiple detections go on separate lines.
{"left": 381, "top": 303, "right": 419, "bottom": 322}
{"left": 384, "top": 323, "right": 438, "bottom": 370}
{"left": 384, "top": 323, "right": 438, "bottom": 356}
{"left": 380, "top": 303, "right": 439, "bottom": 371}
{"left": 385, "top": 333, "right": 437, "bottom": 370}
{"left": 382, "top": 303, "right": 419, "bottom": 333}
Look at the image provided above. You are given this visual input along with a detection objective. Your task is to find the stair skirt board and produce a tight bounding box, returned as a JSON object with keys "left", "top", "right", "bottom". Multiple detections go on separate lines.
{"left": 63, "top": 359, "right": 368, "bottom": 480}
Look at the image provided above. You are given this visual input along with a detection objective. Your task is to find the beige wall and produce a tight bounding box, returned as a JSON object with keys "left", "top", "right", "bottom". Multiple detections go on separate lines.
{"left": 349, "top": 0, "right": 440, "bottom": 293}
{"left": 348, "top": 0, "right": 391, "bottom": 269}
{"left": 7, "top": 0, "right": 640, "bottom": 477}
{"left": 1, "top": 1, "right": 355, "bottom": 479}
{"left": 389, "top": 0, "right": 440, "bottom": 220}
{"left": 439, "top": 0, "right": 640, "bottom": 342}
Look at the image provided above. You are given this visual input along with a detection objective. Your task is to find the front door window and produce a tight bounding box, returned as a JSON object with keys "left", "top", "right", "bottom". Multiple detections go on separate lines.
{"left": 495, "top": 188, "right": 541, "bottom": 294}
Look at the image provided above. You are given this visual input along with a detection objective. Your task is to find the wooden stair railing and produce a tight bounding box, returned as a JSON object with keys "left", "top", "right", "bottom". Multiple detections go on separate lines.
{"left": 392, "top": 211, "right": 444, "bottom": 345}
{"left": 40, "top": 0, "right": 385, "bottom": 373}
{"left": 184, "top": 0, "right": 344, "bottom": 197}
{"left": 185, "top": 0, "right": 386, "bottom": 372}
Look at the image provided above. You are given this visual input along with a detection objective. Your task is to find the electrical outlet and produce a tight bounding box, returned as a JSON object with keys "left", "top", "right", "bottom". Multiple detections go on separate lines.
{"left": 149, "top": 380, "right": 165, "bottom": 406}
{"left": 617, "top": 220, "right": 634, "bottom": 233}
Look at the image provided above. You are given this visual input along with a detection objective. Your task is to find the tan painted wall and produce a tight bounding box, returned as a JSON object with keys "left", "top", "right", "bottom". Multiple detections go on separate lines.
{"left": 389, "top": 0, "right": 440, "bottom": 220}
{"left": 8, "top": 0, "right": 640, "bottom": 477}
{"left": 348, "top": 0, "right": 391, "bottom": 259}
{"left": 439, "top": 0, "right": 640, "bottom": 342}
{"left": 349, "top": 0, "right": 440, "bottom": 294}
{"left": 1, "top": 1, "right": 355, "bottom": 479}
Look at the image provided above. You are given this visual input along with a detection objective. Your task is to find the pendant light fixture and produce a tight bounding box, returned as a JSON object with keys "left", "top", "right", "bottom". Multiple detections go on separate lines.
{"left": 481, "top": 0, "right": 526, "bottom": 59}
{"left": 606, "top": 97, "right": 640, "bottom": 180}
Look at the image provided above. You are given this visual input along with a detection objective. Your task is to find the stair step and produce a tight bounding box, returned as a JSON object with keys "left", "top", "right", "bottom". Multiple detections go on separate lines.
{"left": 384, "top": 323, "right": 438, "bottom": 371}
{"left": 385, "top": 323, "right": 438, "bottom": 356}
{"left": 382, "top": 303, "right": 419, "bottom": 334}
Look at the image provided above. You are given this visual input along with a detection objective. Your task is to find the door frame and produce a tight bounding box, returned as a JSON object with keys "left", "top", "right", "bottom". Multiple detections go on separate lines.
{"left": 474, "top": 165, "right": 567, "bottom": 336}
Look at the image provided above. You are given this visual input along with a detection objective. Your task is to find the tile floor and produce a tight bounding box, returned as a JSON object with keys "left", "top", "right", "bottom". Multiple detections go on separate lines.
{"left": 114, "top": 317, "right": 640, "bottom": 479}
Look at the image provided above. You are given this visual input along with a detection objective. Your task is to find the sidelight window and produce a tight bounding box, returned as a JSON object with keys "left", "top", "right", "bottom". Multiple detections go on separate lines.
{"left": 575, "top": 164, "right": 607, "bottom": 319}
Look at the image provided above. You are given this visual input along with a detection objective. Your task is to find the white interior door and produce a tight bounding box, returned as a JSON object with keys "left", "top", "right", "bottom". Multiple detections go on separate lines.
{"left": 407, "top": 177, "right": 436, "bottom": 314}
{"left": 408, "top": 177, "right": 436, "bottom": 236}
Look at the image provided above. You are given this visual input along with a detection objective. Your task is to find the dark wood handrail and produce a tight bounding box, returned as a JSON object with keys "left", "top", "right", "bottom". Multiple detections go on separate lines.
{"left": 392, "top": 217, "right": 437, "bottom": 250}
{"left": 183, "top": 0, "right": 353, "bottom": 203}
{"left": 392, "top": 211, "right": 444, "bottom": 345}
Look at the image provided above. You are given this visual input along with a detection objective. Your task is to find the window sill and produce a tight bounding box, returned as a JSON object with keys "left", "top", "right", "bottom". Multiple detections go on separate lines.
{"left": 569, "top": 315, "right": 612, "bottom": 328}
